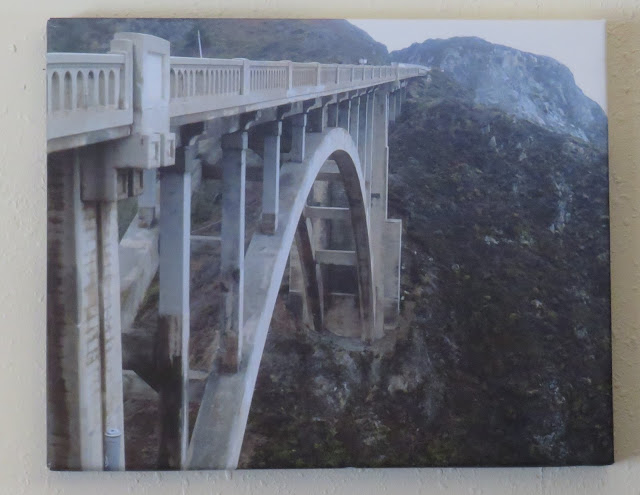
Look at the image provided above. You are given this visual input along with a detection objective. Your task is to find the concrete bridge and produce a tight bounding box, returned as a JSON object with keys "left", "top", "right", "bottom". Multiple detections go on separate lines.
{"left": 46, "top": 32, "right": 428, "bottom": 471}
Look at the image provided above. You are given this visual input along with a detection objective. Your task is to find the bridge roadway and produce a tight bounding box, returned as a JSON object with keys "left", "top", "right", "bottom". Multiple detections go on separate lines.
{"left": 46, "top": 32, "right": 428, "bottom": 470}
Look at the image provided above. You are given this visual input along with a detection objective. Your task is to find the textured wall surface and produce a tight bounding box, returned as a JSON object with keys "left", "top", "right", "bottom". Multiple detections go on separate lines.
{"left": 2, "top": 1, "right": 639, "bottom": 493}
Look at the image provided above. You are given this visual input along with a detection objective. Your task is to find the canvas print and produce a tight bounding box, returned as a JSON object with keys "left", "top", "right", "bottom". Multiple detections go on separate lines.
{"left": 46, "top": 18, "right": 612, "bottom": 470}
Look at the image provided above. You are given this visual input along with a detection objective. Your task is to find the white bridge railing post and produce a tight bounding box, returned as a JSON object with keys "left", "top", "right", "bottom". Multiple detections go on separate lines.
{"left": 239, "top": 59, "right": 251, "bottom": 95}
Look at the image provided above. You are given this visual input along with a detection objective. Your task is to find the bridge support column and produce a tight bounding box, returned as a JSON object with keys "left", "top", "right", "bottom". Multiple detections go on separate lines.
{"left": 261, "top": 121, "right": 282, "bottom": 234}
{"left": 288, "top": 242, "right": 305, "bottom": 319}
{"left": 308, "top": 104, "right": 327, "bottom": 133}
{"left": 365, "top": 92, "right": 375, "bottom": 197}
{"left": 338, "top": 99, "right": 350, "bottom": 130}
{"left": 289, "top": 113, "right": 307, "bottom": 162}
{"left": 383, "top": 218, "right": 402, "bottom": 328}
{"left": 156, "top": 146, "right": 193, "bottom": 469}
{"left": 357, "top": 94, "right": 368, "bottom": 176}
{"left": 389, "top": 91, "right": 397, "bottom": 123}
{"left": 327, "top": 102, "right": 339, "bottom": 128}
{"left": 218, "top": 131, "right": 247, "bottom": 373}
{"left": 96, "top": 191, "right": 126, "bottom": 472}
{"left": 47, "top": 147, "right": 125, "bottom": 471}
{"left": 349, "top": 96, "right": 360, "bottom": 148}
{"left": 289, "top": 216, "right": 323, "bottom": 332}
{"left": 370, "top": 90, "right": 390, "bottom": 339}
{"left": 138, "top": 169, "right": 158, "bottom": 227}
{"left": 396, "top": 90, "right": 403, "bottom": 118}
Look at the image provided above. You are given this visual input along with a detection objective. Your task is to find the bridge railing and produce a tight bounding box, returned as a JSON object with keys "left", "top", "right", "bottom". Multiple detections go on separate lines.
{"left": 168, "top": 58, "right": 425, "bottom": 120}
{"left": 46, "top": 52, "right": 133, "bottom": 142}
{"left": 46, "top": 32, "right": 428, "bottom": 151}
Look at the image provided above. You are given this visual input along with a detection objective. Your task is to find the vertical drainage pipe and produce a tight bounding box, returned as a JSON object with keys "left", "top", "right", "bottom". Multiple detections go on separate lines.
{"left": 104, "top": 427, "right": 122, "bottom": 470}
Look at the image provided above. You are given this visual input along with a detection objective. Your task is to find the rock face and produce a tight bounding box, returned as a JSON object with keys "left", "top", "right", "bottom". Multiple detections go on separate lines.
{"left": 241, "top": 71, "right": 612, "bottom": 467}
{"left": 392, "top": 37, "right": 608, "bottom": 150}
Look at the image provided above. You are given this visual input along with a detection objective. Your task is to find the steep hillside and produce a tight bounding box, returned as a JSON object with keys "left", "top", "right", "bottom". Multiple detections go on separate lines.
{"left": 47, "top": 18, "right": 390, "bottom": 64}
{"left": 391, "top": 37, "right": 607, "bottom": 150}
{"left": 241, "top": 71, "right": 612, "bottom": 468}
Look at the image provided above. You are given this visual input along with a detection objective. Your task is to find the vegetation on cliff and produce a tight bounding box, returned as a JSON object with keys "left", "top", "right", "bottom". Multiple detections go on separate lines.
{"left": 47, "top": 18, "right": 389, "bottom": 64}
{"left": 242, "top": 69, "right": 612, "bottom": 467}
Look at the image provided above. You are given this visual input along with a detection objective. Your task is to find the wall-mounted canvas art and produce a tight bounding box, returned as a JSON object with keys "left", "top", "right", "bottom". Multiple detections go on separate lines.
{"left": 46, "top": 18, "right": 612, "bottom": 470}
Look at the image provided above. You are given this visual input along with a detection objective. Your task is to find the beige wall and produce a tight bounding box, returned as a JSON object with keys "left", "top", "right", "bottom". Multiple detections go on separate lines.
{"left": 3, "top": 1, "right": 639, "bottom": 492}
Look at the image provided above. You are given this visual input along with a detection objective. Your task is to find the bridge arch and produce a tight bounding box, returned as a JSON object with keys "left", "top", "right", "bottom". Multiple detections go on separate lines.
{"left": 187, "top": 126, "right": 375, "bottom": 469}
{"left": 291, "top": 136, "right": 376, "bottom": 338}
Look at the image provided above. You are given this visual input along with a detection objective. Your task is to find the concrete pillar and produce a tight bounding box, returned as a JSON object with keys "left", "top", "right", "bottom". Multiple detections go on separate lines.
{"left": 365, "top": 92, "right": 375, "bottom": 197}
{"left": 327, "top": 103, "right": 339, "bottom": 128}
{"left": 338, "top": 99, "right": 350, "bottom": 130}
{"left": 156, "top": 146, "right": 192, "bottom": 469}
{"left": 308, "top": 105, "right": 326, "bottom": 133}
{"left": 389, "top": 91, "right": 396, "bottom": 123}
{"left": 370, "top": 90, "right": 390, "bottom": 340}
{"left": 97, "top": 197, "right": 126, "bottom": 471}
{"left": 288, "top": 241, "right": 305, "bottom": 319}
{"left": 138, "top": 169, "right": 157, "bottom": 227}
{"left": 47, "top": 147, "right": 125, "bottom": 470}
{"left": 261, "top": 121, "right": 282, "bottom": 234}
{"left": 358, "top": 95, "right": 368, "bottom": 175}
{"left": 349, "top": 97, "right": 360, "bottom": 149}
{"left": 396, "top": 90, "right": 402, "bottom": 117}
{"left": 218, "top": 131, "right": 247, "bottom": 373}
{"left": 289, "top": 113, "right": 307, "bottom": 162}
{"left": 383, "top": 218, "right": 402, "bottom": 328}
{"left": 294, "top": 216, "right": 323, "bottom": 332}
{"left": 310, "top": 178, "right": 330, "bottom": 315}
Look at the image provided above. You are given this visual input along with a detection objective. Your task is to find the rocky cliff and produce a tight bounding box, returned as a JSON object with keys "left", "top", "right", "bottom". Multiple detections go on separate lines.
{"left": 392, "top": 37, "right": 607, "bottom": 150}
{"left": 241, "top": 70, "right": 612, "bottom": 467}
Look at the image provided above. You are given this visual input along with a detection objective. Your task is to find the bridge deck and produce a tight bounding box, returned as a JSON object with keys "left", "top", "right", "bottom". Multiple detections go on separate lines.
{"left": 47, "top": 43, "right": 426, "bottom": 152}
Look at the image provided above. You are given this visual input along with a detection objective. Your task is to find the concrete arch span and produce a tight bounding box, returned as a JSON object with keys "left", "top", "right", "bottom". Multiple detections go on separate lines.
{"left": 187, "top": 127, "right": 374, "bottom": 469}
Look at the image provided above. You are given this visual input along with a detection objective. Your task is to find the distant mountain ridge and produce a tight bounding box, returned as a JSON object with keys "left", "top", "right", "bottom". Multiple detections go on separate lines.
{"left": 47, "top": 18, "right": 390, "bottom": 65}
{"left": 391, "top": 36, "right": 608, "bottom": 150}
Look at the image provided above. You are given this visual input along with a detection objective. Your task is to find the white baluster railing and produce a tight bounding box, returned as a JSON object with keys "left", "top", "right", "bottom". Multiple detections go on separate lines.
{"left": 47, "top": 35, "right": 429, "bottom": 150}
{"left": 47, "top": 52, "right": 133, "bottom": 146}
